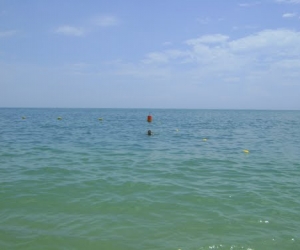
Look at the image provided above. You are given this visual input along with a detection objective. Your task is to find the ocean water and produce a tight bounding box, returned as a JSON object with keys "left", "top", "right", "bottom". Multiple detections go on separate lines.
{"left": 0, "top": 108, "right": 299, "bottom": 250}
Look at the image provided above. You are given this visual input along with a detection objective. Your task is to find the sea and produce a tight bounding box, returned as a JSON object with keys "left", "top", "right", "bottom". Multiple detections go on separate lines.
{"left": 0, "top": 108, "right": 299, "bottom": 250}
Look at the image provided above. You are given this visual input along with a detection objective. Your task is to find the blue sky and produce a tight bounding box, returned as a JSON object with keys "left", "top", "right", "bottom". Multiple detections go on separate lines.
{"left": 1, "top": 0, "right": 300, "bottom": 109}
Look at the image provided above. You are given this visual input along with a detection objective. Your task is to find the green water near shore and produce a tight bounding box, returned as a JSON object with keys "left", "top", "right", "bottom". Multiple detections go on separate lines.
{"left": 1, "top": 108, "right": 299, "bottom": 249}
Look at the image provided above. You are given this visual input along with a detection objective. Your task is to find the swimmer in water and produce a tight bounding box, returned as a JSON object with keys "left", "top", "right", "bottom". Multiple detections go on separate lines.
{"left": 147, "top": 130, "right": 152, "bottom": 136}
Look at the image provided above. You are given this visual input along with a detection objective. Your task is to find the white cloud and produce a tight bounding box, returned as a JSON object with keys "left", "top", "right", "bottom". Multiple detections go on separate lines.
{"left": 54, "top": 15, "right": 119, "bottom": 37}
{"left": 143, "top": 50, "right": 190, "bottom": 64}
{"left": 63, "top": 62, "right": 91, "bottom": 75}
{"left": 143, "top": 52, "right": 169, "bottom": 64}
{"left": 3, "top": 28, "right": 300, "bottom": 109}
{"left": 186, "top": 34, "right": 229, "bottom": 45}
{"left": 229, "top": 29, "right": 300, "bottom": 54}
{"left": 282, "top": 12, "right": 297, "bottom": 17}
{"left": 137, "top": 29, "right": 300, "bottom": 89}
{"left": 55, "top": 25, "right": 85, "bottom": 36}
{"left": 163, "top": 41, "right": 172, "bottom": 46}
{"left": 276, "top": 0, "right": 300, "bottom": 3}
{"left": 224, "top": 77, "right": 241, "bottom": 82}
{"left": 0, "top": 30, "right": 17, "bottom": 38}
{"left": 92, "top": 15, "right": 119, "bottom": 27}
{"left": 196, "top": 17, "right": 210, "bottom": 24}
{"left": 238, "top": 2, "right": 261, "bottom": 7}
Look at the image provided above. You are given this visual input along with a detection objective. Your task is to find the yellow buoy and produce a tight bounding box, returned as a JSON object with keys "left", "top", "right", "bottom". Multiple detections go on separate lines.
{"left": 243, "top": 149, "right": 249, "bottom": 153}
{"left": 203, "top": 138, "right": 207, "bottom": 141}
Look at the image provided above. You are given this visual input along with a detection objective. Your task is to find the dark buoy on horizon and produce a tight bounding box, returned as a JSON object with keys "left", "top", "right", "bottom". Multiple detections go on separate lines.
{"left": 148, "top": 130, "right": 152, "bottom": 136}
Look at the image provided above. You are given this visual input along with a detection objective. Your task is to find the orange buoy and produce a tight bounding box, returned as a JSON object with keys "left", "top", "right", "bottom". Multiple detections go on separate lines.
{"left": 147, "top": 115, "right": 152, "bottom": 122}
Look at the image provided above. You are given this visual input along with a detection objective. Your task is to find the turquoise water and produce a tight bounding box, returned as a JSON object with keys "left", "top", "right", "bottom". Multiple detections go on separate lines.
{"left": 0, "top": 108, "right": 300, "bottom": 250}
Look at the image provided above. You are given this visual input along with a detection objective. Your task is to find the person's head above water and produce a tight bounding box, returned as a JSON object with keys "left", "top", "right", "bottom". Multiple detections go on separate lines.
{"left": 147, "top": 130, "right": 152, "bottom": 136}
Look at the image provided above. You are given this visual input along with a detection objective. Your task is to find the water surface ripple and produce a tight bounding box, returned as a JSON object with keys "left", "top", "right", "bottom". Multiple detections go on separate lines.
{"left": 1, "top": 108, "right": 300, "bottom": 250}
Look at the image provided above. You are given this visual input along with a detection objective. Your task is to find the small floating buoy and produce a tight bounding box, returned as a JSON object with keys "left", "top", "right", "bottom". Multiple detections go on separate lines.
{"left": 147, "top": 114, "right": 152, "bottom": 122}
{"left": 243, "top": 149, "right": 249, "bottom": 153}
{"left": 22, "top": 116, "right": 26, "bottom": 120}
{"left": 98, "top": 118, "right": 103, "bottom": 121}
{"left": 57, "top": 117, "right": 62, "bottom": 120}
{"left": 203, "top": 138, "right": 207, "bottom": 141}
{"left": 175, "top": 129, "right": 179, "bottom": 132}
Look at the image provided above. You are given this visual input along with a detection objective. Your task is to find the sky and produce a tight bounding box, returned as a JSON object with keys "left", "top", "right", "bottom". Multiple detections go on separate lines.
{"left": 1, "top": 0, "right": 300, "bottom": 109}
